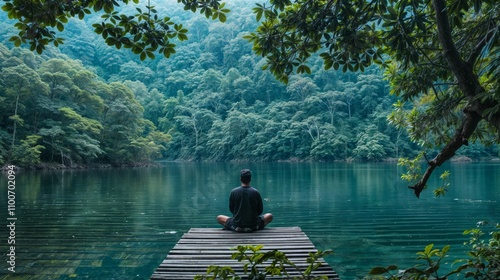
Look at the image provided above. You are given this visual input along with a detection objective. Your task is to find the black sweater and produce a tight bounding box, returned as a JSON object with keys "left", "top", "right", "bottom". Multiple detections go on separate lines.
{"left": 229, "top": 186, "right": 263, "bottom": 228}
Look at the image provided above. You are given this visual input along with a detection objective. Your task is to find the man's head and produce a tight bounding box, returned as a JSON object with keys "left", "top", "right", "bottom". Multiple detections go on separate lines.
{"left": 240, "top": 169, "right": 252, "bottom": 184}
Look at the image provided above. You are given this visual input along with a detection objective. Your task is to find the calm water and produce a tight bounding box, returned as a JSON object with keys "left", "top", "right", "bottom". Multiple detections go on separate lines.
{"left": 0, "top": 162, "right": 499, "bottom": 279}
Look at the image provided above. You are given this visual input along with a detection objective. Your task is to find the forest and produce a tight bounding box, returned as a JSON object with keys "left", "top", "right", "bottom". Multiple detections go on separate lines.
{"left": 0, "top": 0, "right": 498, "bottom": 167}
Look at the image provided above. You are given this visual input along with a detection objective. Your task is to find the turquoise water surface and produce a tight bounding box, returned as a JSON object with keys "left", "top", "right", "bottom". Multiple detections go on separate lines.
{"left": 1, "top": 162, "right": 499, "bottom": 279}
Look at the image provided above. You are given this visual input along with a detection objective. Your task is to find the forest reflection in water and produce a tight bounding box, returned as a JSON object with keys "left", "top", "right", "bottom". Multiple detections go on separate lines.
{"left": 0, "top": 162, "right": 498, "bottom": 279}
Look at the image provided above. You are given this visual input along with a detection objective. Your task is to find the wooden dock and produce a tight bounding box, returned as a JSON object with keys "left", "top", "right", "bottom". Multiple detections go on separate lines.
{"left": 151, "top": 227, "right": 340, "bottom": 279}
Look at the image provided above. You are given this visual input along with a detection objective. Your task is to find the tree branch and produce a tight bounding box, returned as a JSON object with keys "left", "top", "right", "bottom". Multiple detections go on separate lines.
{"left": 409, "top": 108, "right": 482, "bottom": 197}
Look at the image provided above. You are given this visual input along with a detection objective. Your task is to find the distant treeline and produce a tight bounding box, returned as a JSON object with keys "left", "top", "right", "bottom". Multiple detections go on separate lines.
{"left": 0, "top": 47, "right": 171, "bottom": 167}
{"left": 0, "top": 0, "right": 497, "bottom": 167}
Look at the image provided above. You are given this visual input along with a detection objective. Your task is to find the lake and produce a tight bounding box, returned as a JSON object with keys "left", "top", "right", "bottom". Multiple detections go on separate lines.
{"left": 1, "top": 162, "right": 499, "bottom": 279}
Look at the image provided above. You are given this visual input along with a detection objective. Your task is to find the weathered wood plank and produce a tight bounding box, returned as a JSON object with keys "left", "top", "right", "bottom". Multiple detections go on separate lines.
{"left": 187, "top": 227, "right": 303, "bottom": 233}
{"left": 150, "top": 227, "right": 340, "bottom": 279}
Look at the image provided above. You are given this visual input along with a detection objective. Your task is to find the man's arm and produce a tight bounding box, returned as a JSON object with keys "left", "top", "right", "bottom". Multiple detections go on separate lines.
{"left": 229, "top": 190, "right": 235, "bottom": 214}
{"left": 255, "top": 190, "right": 263, "bottom": 215}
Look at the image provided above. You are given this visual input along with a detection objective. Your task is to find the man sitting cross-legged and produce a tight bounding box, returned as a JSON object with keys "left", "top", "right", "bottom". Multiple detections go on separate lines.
{"left": 217, "top": 169, "right": 273, "bottom": 232}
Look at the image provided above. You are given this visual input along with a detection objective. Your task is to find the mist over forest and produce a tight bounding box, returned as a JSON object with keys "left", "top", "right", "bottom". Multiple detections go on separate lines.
{"left": 0, "top": 0, "right": 497, "bottom": 167}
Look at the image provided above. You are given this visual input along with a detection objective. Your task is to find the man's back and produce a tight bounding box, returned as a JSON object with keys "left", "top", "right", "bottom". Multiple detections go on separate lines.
{"left": 229, "top": 186, "right": 263, "bottom": 228}
{"left": 216, "top": 169, "right": 273, "bottom": 232}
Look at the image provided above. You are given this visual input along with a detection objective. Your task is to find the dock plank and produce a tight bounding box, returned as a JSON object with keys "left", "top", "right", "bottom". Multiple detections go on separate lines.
{"left": 150, "top": 227, "right": 340, "bottom": 279}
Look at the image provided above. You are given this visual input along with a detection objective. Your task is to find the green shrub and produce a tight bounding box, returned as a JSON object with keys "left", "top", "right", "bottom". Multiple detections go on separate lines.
{"left": 367, "top": 222, "right": 499, "bottom": 279}
{"left": 460, "top": 223, "right": 500, "bottom": 279}
{"left": 11, "top": 135, "right": 44, "bottom": 166}
{"left": 194, "top": 245, "right": 333, "bottom": 279}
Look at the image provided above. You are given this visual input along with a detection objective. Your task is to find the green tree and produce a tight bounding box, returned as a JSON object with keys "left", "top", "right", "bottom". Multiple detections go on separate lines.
{"left": 99, "top": 82, "right": 143, "bottom": 163}
{"left": 1, "top": 63, "right": 49, "bottom": 150}
{"left": 39, "top": 59, "right": 77, "bottom": 100}
{"left": 38, "top": 121, "right": 68, "bottom": 164}
{"left": 357, "top": 74, "right": 387, "bottom": 118}
{"left": 55, "top": 107, "right": 104, "bottom": 165}
{"left": 11, "top": 135, "right": 44, "bottom": 166}
{"left": 94, "top": 46, "right": 125, "bottom": 77}
{"left": 206, "top": 109, "right": 266, "bottom": 160}
{"left": 197, "top": 69, "right": 224, "bottom": 92}
{"left": 286, "top": 76, "right": 319, "bottom": 102}
{"left": 310, "top": 124, "right": 350, "bottom": 161}
{"left": 58, "top": 19, "right": 99, "bottom": 65}
{"left": 353, "top": 124, "right": 393, "bottom": 161}
{"left": 188, "top": 17, "right": 210, "bottom": 42}
{"left": 174, "top": 105, "right": 217, "bottom": 158}
{"left": 164, "top": 69, "right": 202, "bottom": 97}
{"left": 117, "top": 61, "right": 155, "bottom": 83}
{"left": 129, "top": 122, "right": 172, "bottom": 161}
{"left": 245, "top": 0, "right": 500, "bottom": 197}
{"left": 202, "top": 23, "right": 234, "bottom": 64}
{"left": 70, "top": 70, "right": 106, "bottom": 119}
{"left": 317, "top": 91, "right": 347, "bottom": 126}
{"left": 222, "top": 36, "right": 253, "bottom": 69}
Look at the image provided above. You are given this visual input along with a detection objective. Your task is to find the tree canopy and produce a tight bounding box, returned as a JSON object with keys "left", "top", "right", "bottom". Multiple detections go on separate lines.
{"left": 245, "top": 0, "right": 500, "bottom": 197}
{"left": 0, "top": 47, "right": 171, "bottom": 166}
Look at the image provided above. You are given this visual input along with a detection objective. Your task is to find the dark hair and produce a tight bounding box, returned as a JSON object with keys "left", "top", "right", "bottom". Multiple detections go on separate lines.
{"left": 240, "top": 169, "right": 252, "bottom": 184}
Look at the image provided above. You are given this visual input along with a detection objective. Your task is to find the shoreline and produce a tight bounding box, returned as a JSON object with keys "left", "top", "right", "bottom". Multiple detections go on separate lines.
{"left": 1, "top": 161, "right": 161, "bottom": 171}
{"left": 2, "top": 156, "right": 499, "bottom": 171}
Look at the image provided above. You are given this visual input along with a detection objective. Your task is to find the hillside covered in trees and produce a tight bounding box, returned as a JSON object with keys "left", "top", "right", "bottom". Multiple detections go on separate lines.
{"left": 0, "top": 0, "right": 497, "bottom": 167}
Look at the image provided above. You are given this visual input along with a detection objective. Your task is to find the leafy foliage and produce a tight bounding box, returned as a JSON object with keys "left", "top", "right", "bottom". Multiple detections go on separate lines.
{"left": 397, "top": 153, "right": 451, "bottom": 197}
{"left": 1, "top": 0, "right": 229, "bottom": 58}
{"left": 11, "top": 135, "right": 44, "bottom": 166}
{"left": 461, "top": 223, "right": 500, "bottom": 279}
{"left": 366, "top": 222, "right": 500, "bottom": 280}
{"left": 194, "top": 245, "right": 333, "bottom": 279}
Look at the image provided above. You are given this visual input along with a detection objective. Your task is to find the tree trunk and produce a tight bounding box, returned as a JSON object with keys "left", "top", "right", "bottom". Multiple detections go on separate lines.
{"left": 11, "top": 94, "right": 20, "bottom": 149}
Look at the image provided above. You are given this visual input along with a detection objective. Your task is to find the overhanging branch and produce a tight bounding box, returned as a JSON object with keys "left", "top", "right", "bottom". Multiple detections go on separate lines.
{"left": 409, "top": 107, "right": 482, "bottom": 197}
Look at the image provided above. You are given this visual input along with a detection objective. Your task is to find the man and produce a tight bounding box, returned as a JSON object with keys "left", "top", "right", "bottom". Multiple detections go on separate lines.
{"left": 217, "top": 169, "right": 273, "bottom": 232}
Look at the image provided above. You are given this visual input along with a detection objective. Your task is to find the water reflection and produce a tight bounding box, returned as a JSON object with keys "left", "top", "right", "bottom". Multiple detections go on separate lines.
{"left": 0, "top": 162, "right": 498, "bottom": 279}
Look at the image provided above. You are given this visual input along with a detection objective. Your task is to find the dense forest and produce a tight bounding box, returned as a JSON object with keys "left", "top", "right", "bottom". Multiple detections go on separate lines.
{"left": 0, "top": 0, "right": 498, "bottom": 167}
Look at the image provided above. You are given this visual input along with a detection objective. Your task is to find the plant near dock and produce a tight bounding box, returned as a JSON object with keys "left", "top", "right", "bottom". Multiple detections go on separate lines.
{"left": 194, "top": 244, "right": 333, "bottom": 279}
{"left": 460, "top": 223, "right": 500, "bottom": 279}
{"left": 366, "top": 222, "right": 500, "bottom": 279}
{"left": 368, "top": 244, "right": 452, "bottom": 279}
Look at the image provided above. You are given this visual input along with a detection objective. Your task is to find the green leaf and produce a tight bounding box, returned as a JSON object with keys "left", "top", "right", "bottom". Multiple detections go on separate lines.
{"left": 57, "top": 22, "right": 64, "bottom": 32}
{"left": 423, "top": 243, "right": 434, "bottom": 255}
{"left": 387, "top": 6, "right": 398, "bottom": 18}
{"left": 2, "top": 3, "right": 14, "bottom": 12}
{"left": 219, "top": 13, "right": 227, "bottom": 23}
